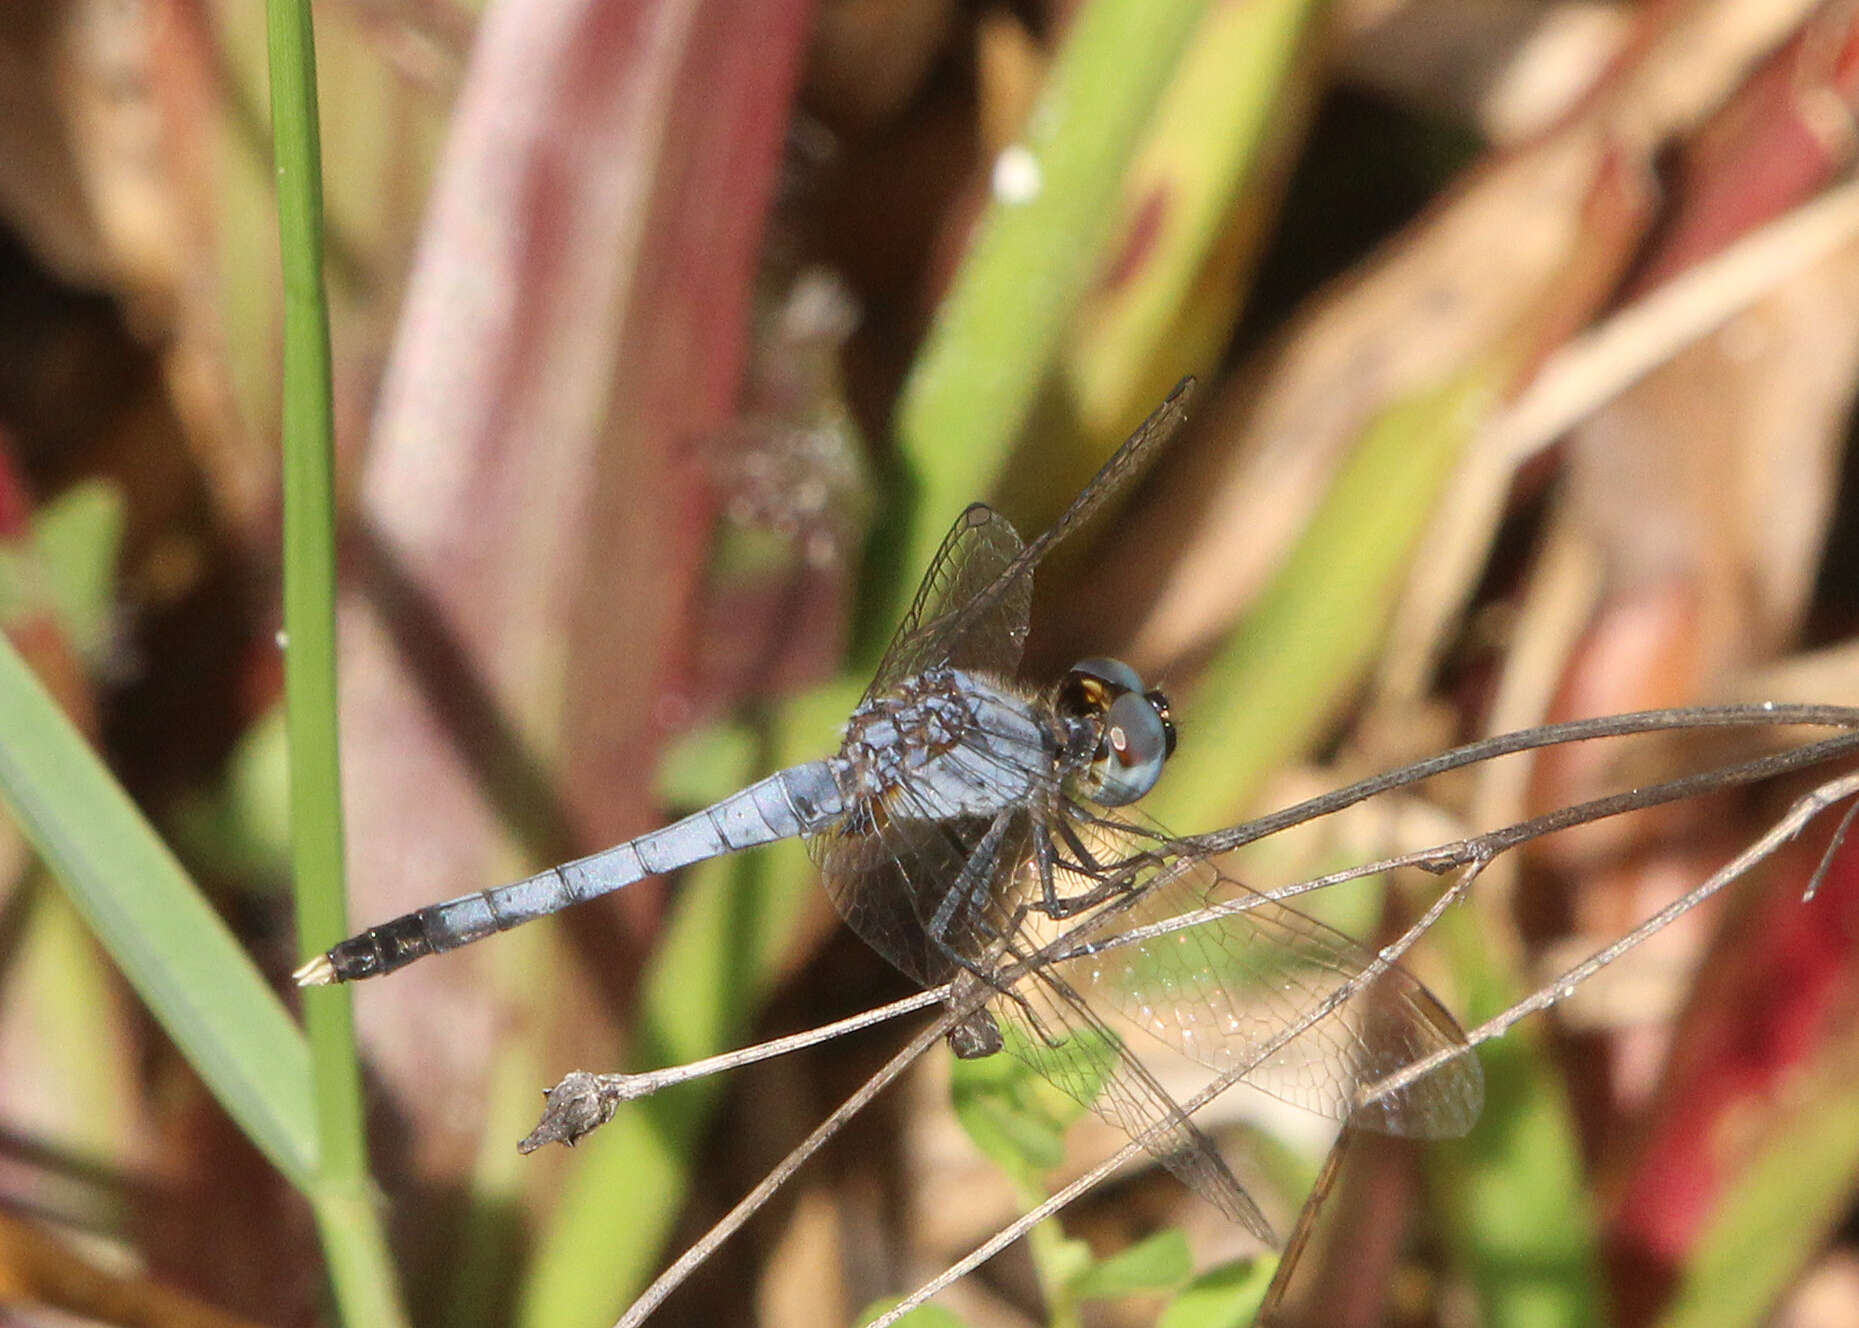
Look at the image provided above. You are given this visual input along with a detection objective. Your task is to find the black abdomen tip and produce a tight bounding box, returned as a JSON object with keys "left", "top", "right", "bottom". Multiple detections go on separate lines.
{"left": 305, "top": 916, "right": 435, "bottom": 983}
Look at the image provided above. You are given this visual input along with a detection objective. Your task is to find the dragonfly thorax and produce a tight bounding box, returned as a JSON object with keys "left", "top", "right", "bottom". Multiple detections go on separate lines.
{"left": 836, "top": 667, "right": 1051, "bottom": 822}
{"left": 1054, "top": 657, "right": 1176, "bottom": 808}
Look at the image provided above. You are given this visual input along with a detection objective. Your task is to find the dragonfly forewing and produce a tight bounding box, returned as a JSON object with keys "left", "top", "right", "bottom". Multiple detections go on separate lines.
{"left": 301, "top": 376, "right": 1484, "bottom": 1255}
{"left": 864, "top": 504, "right": 1032, "bottom": 703}
{"left": 1041, "top": 844, "right": 1483, "bottom": 1139}
{"left": 860, "top": 380, "right": 1195, "bottom": 703}
{"left": 961, "top": 962, "right": 1276, "bottom": 1240}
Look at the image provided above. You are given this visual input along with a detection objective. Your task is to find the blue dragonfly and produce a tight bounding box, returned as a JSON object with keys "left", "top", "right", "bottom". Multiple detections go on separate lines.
{"left": 297, "top": 379, "right": 1482, "bottom": 1239}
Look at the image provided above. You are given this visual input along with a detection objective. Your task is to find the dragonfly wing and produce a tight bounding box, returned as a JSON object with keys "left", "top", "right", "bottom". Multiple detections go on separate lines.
{"left": 814, "top": 812, "right": 1020, "bottom": 986}
{"left": 981, "top": 958, "right": 1275, "bottom": 1240}
{"left": 835, "top": 381, "right": 1206, "bottom": 974}
{"left": 863, "top": 503, "right": 1031, "bottom": 702}
{"left": 1002, "top": 377, "right": 1196, "bottom": 580}
{"left": 1040, "top": 829, "right": 1482, "bottom": 1140}
{"left": 863, "top": 377, "right": 1198, "bottom": 700}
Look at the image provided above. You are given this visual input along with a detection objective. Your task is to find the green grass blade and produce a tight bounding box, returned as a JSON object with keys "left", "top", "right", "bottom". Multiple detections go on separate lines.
{"left": 1156, "top": 1257, "right": 1275, "bottom": 1328}
{"left": 0, "top": 634, "right": 317, "bottom": 1184}
{"left": 1063, "top": 0, "right": 1320, "bottom": 432}
{"left": 1654, "top": 1048, "right": 1859, "bottom": 1327}
{"left": 875, "top": 0, "right": 1213, "bottom": 652}
{"left": 1429, "top": 903, "right": 1603, "bottom": 1328}
{"left": 1151, "top": 366, "right": 1500, "bottom": 828}
{"left": 264, "top": 0, "right": 407, "bottom": 1320}
{"left": 265, "top": 0, "right": 364, "bottom": 1167}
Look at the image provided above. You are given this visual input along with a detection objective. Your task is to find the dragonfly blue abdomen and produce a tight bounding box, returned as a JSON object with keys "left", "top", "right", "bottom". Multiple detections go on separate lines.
{"left": 295, "top": 761, "right": 847, "bottom": 984}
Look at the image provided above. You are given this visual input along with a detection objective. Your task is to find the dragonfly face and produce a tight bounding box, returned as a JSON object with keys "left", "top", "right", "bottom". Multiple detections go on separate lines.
{"left": 1055, "top": 657, "right": 1177, "bottom": 808}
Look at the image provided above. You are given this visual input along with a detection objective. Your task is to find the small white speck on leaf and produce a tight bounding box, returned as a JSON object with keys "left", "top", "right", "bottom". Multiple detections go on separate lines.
{"left": 992, "top": 145, "right": 1041, "bottom": 204}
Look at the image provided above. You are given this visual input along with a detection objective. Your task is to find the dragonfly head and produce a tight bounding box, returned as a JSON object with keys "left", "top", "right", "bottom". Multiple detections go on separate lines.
{"left": 1057, "top": 657, "right": 1176, "bottom": 806}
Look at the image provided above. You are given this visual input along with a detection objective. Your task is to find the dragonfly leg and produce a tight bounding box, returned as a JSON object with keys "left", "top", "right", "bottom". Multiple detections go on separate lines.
{"left": 974, "top": 940, "right": 1062, "bottom": 1047}
{"left": 921, "top": 810, "right": 1081, "bottom": 1051}
{"left": 932, "top": 912, "right": 1056, "bottom": 1056}
{"left": 1036, "top": 815, "right": 1139, "bottom": 919}
{"left": 1054, "top": 815, "right": 1109, "bottom": 875}
{"left": 1031, "top": 821, "right": 1062, "bottom": 917}
{"left": 1043, "top": 865, "right": 1148, "bottom": 919}
{"left": 926, "top": 807, "right": 1015, "bottom": 956}
{"left": 1035, "top": 810, "right": 1169, "bottom": 919}
{"left": 1022, "top": 815, "right": 1110, "bottom": 921}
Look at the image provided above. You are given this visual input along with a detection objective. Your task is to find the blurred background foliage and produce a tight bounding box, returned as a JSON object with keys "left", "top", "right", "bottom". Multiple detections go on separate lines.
{"left": 1, "top": 0, "right": 1859, "bottom": 1325}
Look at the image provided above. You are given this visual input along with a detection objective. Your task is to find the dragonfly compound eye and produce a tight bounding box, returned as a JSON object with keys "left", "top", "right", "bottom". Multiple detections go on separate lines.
{"left": 1068, "top": 656, "right": 1145, "bottom": 693}
{"left": 1081, "top": 689, "right": 1172, "bottom": 805}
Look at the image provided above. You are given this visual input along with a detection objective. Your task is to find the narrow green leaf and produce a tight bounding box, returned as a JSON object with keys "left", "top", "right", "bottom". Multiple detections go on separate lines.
{"left": 1070, "top": 1227, "right": 1194, "bottom": 1300}
{"left": 1064, "top": 0, "right": 1321, "bottom": 432}
{"left": 27, "top": 482, "right": 125, "bottom": 659}
{"left": 1156, "top": 1256, "right": 1276, "bottom": 1328}
{"left": 951, "top": 1018, "right": 1115, "bottom": 1182}
{"left": 657, "top": 719, "right": 762, "bottom": 806}
{"left": 1655, "top": 1052, "right": 1859, "bottom": 1328}
{"left": 0, "top": 634, "right": 317, "bottom": 1184}
{"left": 11, "top": 876, "right": 138, "bottom": 1169}
{"left": 875, "top": 0, "right": 1212, "bottom": 657}
{"left": 1153, "top": 366, "right": 1499, "bottom": 829}
{"left": 1428, "top": 903, "right": 1603, "bottom": 1328}
{"left": 951, "top": 1056, "right": 1071, "bottom": 1180}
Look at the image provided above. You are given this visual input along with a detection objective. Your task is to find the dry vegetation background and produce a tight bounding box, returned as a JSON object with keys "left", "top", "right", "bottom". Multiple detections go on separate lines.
{"left": 2, "top": 0, "right": 1859, "bottom": 1325}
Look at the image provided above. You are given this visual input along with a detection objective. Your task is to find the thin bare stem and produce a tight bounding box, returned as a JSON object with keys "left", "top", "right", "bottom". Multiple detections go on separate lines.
{"left": 1181, "top": 704, "right": 1859, "bottom": 860}
{"left": 1059, "top": 727, "right": 1859, "bottom": 963}
{"left": 612, "top": 1017, "right": 949, "bottom": 1328}
{"left": 1805, "top": 796, "right": 1859, "bottom": 901}
{"left": 1360, "top": 768, "right": 1859, "bottom": 1107}
{"left": 559, "top": 988, "right": 946, "bottom": 1104}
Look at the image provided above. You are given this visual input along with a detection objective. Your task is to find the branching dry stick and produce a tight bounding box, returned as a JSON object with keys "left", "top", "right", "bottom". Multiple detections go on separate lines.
{"left": 519, "top": 988, "right": 948, "bottom": 1150}
{"left": 591, "top": 708, "right": 1859, "bottom": 1326}
{"left": 1805, "top": 795, "right": 1859, "bottom": 902}
{"left": 867, "top": 764, "right": 1859, "bottom": 1328}
{"left": 864, "top": 852, "right": 1494, "bottom": 1328}
{"left": 1359, "top": 767, "right": 1859, "bottom": 1108}
{"left": 611, "top": 1016, "right": 949, "bottom": 1328}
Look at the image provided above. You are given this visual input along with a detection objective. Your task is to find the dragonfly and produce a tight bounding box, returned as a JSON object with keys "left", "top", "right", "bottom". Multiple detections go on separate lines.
{"left": 296, "top": 378, "right": 1482, "bottom": 1240}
